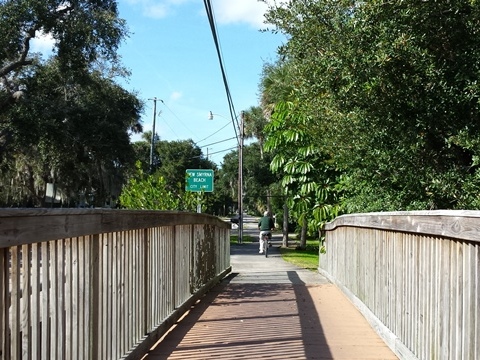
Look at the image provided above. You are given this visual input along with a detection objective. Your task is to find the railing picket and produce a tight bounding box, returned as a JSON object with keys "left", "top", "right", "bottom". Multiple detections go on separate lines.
{"left": 88, "top": 233, "right": 99, "bottom": 359}
{"left": 20, "top": 244, "right": 31, "bottom": 359}
{"left": 58, "top": 240, "right": 66, "bottom": 359}
{"left": 40, "top": 242, "right": 49, "bottom": 359}
{"left": 475, "top": 244, "right": 480, "bottom": 360}
{"left": 78, "top": 237, "right": 85, "bottom": 360}
{"left": 464, "top": 243, "right": 475, "bottom": 360}
{"left": 417, "top": 236, "right": 422, "bottom": 358}
{"left": 65, "top": 238, "right": 72, "bottom": 360}
{"left": 456, "top": 240, "right": 463, "bottom": 360}
{"left": 101, "top": 233, "right": 109, "bottom": 360}
{"left": 418, "top": 236, "right": 426, "bottom": 360}
{"left": 11, "top": 247, "right": 20, "bottom": 360}
{"left": 48, "top": 241, "right": 57, "bottom": 360}
{"left": 126, "top": 230, "right": 133, "bottom": 353}
{"left": 0, "top": 248, "right": 6, "bottom": 360}
{"left": 119, "top": 231, "right": 126, "bottom": 356}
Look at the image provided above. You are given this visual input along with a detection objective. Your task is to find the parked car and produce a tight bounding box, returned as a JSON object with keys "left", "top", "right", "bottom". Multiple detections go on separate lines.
{"left": 230, "top": 214, "right": 240, "bottom": 224}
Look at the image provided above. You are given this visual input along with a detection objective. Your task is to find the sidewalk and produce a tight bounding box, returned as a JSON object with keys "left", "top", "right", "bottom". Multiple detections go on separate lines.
{"left": 143, "top": 221, "right": 397, "bottom": 359}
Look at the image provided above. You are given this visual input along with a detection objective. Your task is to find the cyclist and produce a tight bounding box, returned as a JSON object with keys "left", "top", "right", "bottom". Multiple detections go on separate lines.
{"left": 258, "top": 211, "right": 275, "bottom": 254}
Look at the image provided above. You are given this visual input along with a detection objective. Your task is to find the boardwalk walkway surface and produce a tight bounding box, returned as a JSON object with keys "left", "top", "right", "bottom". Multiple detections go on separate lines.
{"left": 142, "top": 216, "right": 398, "bottom": 360}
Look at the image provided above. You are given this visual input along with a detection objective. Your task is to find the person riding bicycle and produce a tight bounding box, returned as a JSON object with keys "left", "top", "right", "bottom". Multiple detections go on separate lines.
{"left": 258, "top": 211, "right": 275, "bottom": 254}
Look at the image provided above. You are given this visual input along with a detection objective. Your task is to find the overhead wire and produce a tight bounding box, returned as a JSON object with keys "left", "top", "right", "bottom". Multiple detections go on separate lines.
{"left": 160, "top": 100, "right": 199, "bottom": 140}
{"left": 150, "top": 99, "right": 233, "bottom": 147}
{"left": 199, "top": 136, "right": 237, "bottom": 148}
{"left": 203, "top": 0, "right": 241, "bottom": 146}
{"left": 149, "top": 98, "right": 237, "bottom": 155}
{"left": 156, "top": 111, "right": 182, "bottom": 139}
{"left": 191, "top": 146, "right": 237, "bottom": 159}
{"left": 208, "top": 147, "right": 237, "bottom": 155}
{"left": 196, "top": 123, "right": 232, "bottom": 144}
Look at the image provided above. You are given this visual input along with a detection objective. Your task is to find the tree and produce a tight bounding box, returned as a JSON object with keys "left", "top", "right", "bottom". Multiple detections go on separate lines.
{"left": 155, "top": 139, "right": 215, "bottom": 185}
{"left": 242, "top": 106, "right": 269, "bottom": 158}
{"left": 0, "top": 60, "right": 143, "bottom": 206}
{"left": 0, "top": 1, "right": 142, "bottom": 207}
{"left": 119, "top": 162, "right": 198, "bottom": 211}
{"left": 264, "top": 101, "right": 340, "bottom": 249}
{"left": 242, "top": 142, "right": 278, "bottom": 213}
{"left": 0, "top": 0, "right": 126, "bottom": 116}
{"left": 130, "top": 138, "right": 221, "bottom": 213}
{"left": 214, "top": 150, "right": 239, "bottom": 215}
{"left": 217, "top": 142, "right": 279, "bottom": 217}
{"left": 258, "top": 59, "right": 301, "bottom": 246}
{"left": 264, "top": 0, "right": 480, "bottom": 212}
{"left": 259, "top": 61, "right": 296, "bottom": 118}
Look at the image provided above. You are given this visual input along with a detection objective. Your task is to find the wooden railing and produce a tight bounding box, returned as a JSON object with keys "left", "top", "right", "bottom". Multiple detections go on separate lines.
{"left": 319, "top": 210, "right": 480, "bottom": 360}
{"left": 0, "top": 209, "right": 231, "bottom": 360}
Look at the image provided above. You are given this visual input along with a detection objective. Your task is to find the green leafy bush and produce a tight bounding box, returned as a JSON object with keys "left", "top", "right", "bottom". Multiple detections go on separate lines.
{"left": 119, "top": 162, "right": 199, "bottom": 211}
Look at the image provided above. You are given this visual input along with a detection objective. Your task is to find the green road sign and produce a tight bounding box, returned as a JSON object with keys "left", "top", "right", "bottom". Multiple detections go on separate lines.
{"left": 185, "top": 169, "right": 214, "bottom": 192}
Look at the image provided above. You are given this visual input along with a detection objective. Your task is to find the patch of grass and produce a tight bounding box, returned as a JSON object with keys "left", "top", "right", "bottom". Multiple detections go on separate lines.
{"left": 230, "top": 234, "right": 253, "bottom": 244}
{"left": 279, "top": 239, "right": 320, "bottom": 270}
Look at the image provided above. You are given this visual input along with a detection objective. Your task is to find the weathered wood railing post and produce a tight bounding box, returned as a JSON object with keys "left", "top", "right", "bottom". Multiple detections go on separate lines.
{"left": 90, "top": 234, "right": 100, "bottom": 360}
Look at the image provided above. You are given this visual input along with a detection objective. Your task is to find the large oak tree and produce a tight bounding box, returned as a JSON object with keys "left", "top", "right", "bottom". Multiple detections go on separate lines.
{"left": 0, "top": 0, "right": 142, "bottom": 207}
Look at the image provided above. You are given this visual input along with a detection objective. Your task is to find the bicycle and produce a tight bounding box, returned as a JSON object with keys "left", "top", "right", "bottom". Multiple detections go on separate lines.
{"left": 261, "top": 232, "right": 271, "bottom": 258}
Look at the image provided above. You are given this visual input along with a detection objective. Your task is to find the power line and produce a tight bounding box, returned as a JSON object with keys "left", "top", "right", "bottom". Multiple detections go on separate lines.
{"left": 160, "top": 100, "right": 199, "bottom": 140}
{"left": 203, "top": 0, "right": 244, "bottom": 243}
{"left": 157, "top": 111, "right": 182, "bottom": 139}
{"left": 199, "top": 137, "right": 237, "bottom": 148}
{"left": 202, "top": 0, "right": 240, "bottom": 144}
{"left": 191, "top": 146, "right": 237, "bottom": 159}
{"left": 208, "top": 147, "right": 237, "bottom": 155}
{"left": 196, "top": 122, "right": 232, "bottom": 144}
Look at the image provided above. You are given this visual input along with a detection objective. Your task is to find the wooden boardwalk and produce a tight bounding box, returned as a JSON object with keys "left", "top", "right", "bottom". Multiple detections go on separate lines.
{"left": 141, "top": 232, "right": 398, "bottom": 360}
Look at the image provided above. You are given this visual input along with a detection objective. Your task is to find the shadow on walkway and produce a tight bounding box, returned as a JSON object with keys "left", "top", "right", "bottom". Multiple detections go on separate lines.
{"left": 143, "top": 235, "right": 397, "bottom": 359}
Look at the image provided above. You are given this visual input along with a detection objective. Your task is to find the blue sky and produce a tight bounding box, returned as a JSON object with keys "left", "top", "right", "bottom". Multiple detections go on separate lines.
{"left": 115, "top": 0, "right": 285, "bottom": 165}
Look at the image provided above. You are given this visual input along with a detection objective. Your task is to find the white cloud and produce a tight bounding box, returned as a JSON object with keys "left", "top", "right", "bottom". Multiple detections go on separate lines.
{"left": 168, "top": 0, "right": 191, "bottom": 4}
{"left": 212, "top": 0, "right": 270, "bottom": 29}
{"left": 170, "top": 91, "right": 182, "bottom": 101}
{"left": 125, "top": 0, "right": 193, "bottom": 19}
{"left": 123, "top": 0, "right": 273, "bottom": 26}
{"left": 145, "top": 3, "right": 168, "bottom": 18}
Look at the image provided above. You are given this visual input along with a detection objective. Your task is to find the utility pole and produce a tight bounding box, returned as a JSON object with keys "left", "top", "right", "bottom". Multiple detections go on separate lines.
{"left": 238, "top": 111, "right": 244, "bottom": 244}
{"left": 207, "top": 110, "right": 244, "bottom": 243}
{"left": 149, "top": 97, "right": 158, "bottom": 173}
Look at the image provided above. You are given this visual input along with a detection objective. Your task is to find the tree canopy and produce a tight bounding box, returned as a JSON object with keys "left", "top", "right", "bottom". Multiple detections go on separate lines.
{"left": 0, "top": 0, "right": 142, "bottom": 207}
{"left": 126, "top": 138, "right": 220, "bottom": 212}
{"left": 262, "top": 0, "right": 480, "bottom": 216}
{"left": 246, "top": 0, "right": 480, "bottom": 244}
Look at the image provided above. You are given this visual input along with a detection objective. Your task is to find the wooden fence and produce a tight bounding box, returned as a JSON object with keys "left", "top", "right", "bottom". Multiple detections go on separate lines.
{"left": 320, "top": 210, "right": 480, "bottom": 360}
{"left": 0, "top": 209, "right": 231, "bottom": 360}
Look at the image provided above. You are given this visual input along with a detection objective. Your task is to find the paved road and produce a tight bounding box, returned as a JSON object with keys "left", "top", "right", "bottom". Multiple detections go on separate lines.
{"left": 229, "top": 215, "right": 329, "bottom": 285}
{"left": 144, "top": 215, "right": 397, "bottom": 359}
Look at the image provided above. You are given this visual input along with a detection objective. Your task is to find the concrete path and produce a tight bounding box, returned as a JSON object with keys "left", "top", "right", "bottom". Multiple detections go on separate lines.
{"left": 143, "top": 216, "right": 397, "bottom": 359}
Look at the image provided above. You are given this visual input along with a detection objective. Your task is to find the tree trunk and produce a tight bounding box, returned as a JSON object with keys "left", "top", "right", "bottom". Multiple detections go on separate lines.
{"left": 267, "top": 188, "right": 272, "bottom": 215}
{"left": 282, "top": 200, "right": 289, "bottom": 247}
{"left": 299, "top": 220, "right": 307, "bottom": 250}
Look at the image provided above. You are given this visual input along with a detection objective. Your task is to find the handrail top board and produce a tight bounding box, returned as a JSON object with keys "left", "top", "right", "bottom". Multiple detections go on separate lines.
{"left": 0, "top": 208, "right": 230, "bottom": 248}
{"left": 325, "top": 210, "right": 480, "bottom": 243}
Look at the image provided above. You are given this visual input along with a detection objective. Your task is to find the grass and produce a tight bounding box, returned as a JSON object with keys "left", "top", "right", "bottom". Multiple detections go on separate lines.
{"left": 229, "top": 231, "right": 322, "bottom": 272}
{"left": 279, "top": 238, "right": 321, "bottom": 271}
{"left": 230, "top": 234, "right": 253, "bottom": 244}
